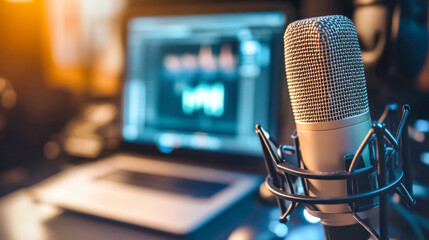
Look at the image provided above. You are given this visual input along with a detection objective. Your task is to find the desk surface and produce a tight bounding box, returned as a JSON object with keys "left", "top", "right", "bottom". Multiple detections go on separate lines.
{"left": 0, "top": 188, "right": 277, "bottom": 240}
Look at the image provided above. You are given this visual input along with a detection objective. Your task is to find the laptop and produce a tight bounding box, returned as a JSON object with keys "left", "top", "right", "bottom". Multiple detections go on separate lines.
{"left": 31, "top": 12, "right": 286, "bottom": 236}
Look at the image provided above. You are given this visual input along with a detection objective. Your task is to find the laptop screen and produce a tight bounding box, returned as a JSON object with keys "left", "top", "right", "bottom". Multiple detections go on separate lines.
{"left": 122, "top": 12, "right": 286, "bottom": 156}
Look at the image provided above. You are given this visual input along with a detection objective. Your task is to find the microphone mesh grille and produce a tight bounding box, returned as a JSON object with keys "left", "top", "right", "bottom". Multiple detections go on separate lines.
{"left": 284, "top": 15, "right": 369, "bottom": 123}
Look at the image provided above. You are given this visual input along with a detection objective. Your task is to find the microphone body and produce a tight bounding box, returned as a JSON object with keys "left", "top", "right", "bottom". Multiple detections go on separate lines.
{"left": 283, "top": 15, "right": 375, "bottom": 236}
{"left": 297, "top": 115, "right": 372, "bottom": 217}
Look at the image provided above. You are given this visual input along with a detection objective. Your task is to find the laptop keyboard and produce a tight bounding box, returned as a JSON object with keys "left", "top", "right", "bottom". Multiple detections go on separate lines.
{"left": 97, "top": 170, "right": 230, "bottom": 199}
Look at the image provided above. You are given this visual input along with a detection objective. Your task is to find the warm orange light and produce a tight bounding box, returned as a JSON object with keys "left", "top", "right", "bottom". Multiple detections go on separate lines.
{"left": 5, "top": 0, "right": 34, "bottom": 2}
{"left": 42, "top": 0, "right": 126, "bottom": 97}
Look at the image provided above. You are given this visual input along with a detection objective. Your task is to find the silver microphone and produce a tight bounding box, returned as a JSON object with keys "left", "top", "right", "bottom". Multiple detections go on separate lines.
{"left": 284, "top": 15, "right": 374, "bottom": 237}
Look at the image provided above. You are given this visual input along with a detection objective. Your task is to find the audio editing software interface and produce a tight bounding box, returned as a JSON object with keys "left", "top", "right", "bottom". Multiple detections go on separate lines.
{"left": 123, "top": 12, "right": 285, "bottom": 156}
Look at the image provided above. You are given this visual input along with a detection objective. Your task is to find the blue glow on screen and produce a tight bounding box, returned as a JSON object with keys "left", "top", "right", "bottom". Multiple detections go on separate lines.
{"left": 182, "top": 83, "right": 225, "bottom": 117}
{"left": 123, "top": 12, "right": 285, "bottom": 156}
{"left": 241, "top": 41, "right": 259, "bottom": 55}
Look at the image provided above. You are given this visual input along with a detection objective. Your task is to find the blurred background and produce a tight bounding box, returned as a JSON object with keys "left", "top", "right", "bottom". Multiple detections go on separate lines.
{"left": 0, "top": 0, "right": 429, "bottom": 239}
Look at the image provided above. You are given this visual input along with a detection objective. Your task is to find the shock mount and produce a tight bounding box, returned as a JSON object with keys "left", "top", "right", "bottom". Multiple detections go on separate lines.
{"left": 256, "top": 104, "right": 415, "bottom": 240}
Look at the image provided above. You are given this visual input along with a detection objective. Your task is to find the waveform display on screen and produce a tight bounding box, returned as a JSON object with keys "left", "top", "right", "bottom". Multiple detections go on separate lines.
{"left": 182, "top": 82, "right": 225, "bottom": 117}
{"left": 163, "top": 44, "right": 236, "bottom": 75}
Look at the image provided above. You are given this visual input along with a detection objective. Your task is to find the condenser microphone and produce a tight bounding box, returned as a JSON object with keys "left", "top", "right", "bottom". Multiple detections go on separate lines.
{"left": 284, "top": 15, "right": 374, "bottom": 239}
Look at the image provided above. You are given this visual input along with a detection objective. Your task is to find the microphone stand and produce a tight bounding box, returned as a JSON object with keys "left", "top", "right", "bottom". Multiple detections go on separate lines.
{"left": 256, "top": 104, "right": 415, "bottom": 240}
